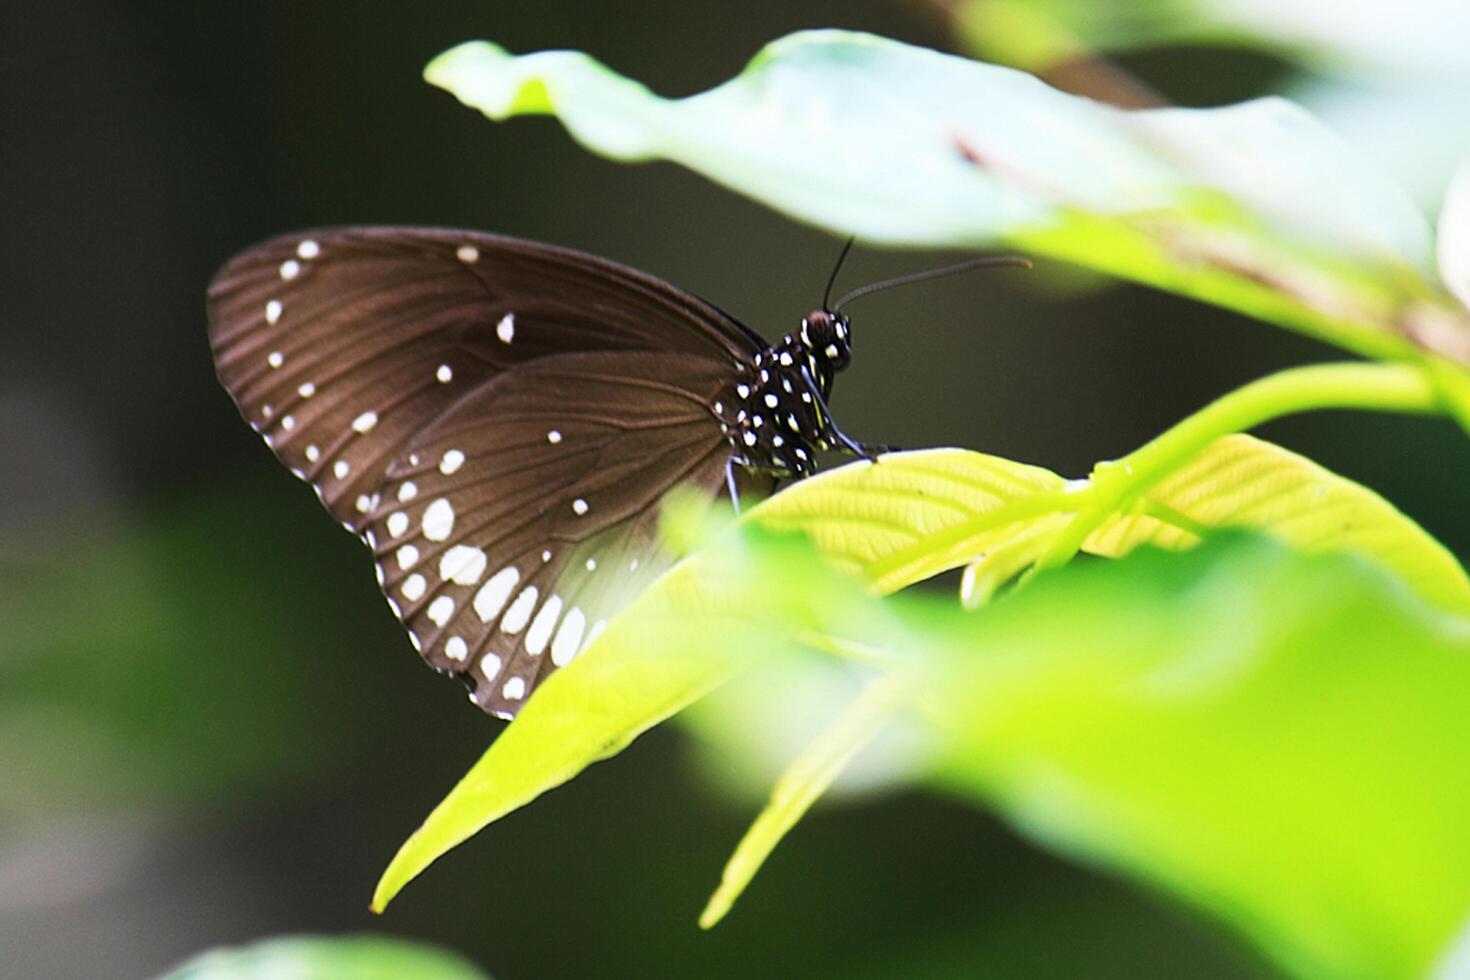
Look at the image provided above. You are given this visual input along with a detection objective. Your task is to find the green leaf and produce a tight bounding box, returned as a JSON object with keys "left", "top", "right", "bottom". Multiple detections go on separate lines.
{"left": 371, "top": 529, "right": 846, "bottom": 912}
{"left": 425, "top": 31, "right": 1470, "bottom": 367}
{"left": 926, "top": 536, "right": 1470, "bottom": 980}
{"left": 369, "top": 451, "right": 1085, "bottom": 912}
{"left": 698, "top": 667, "right": 919, "bottom": 928}
{"left": 372, "top": 558, "right": 742, "bottom": 912}
{"left": 158, "top": 935, "right": 489, "bottom": 980}
{"left": 1082, "top": 433, "right": 1470, "bottom": 614}
{"left": 374, "top": 438, "right": 1465, "bottom": 909}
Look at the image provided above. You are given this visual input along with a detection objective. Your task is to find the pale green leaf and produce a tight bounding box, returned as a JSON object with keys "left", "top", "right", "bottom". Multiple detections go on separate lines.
{"left": 425, "top": 31, "right": 1470, "bottom": 367}
{"left": 953, "top": 0, "right": 1470, "bottom": 79}
{"left": 1083, "top": 433, "right": 1470, "bottom": 614}
{"left": 951, "top": 0, "right": 1470, "bottom": 211}
{"left": 1438, "top": 156, "right": 1470, "bottom": 313}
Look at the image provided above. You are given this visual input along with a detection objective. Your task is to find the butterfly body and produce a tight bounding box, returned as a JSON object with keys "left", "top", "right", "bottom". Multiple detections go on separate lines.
{"left": 208, "top": 228, "right": 870, "bottom": 718}
{"left": 716, "top": 309, "right": 863, "bottom": 481}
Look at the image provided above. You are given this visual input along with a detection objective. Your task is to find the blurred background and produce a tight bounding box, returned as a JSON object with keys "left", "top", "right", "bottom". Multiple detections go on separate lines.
{"left": 4, "top": 2, "right": 1466, "bottom": 977}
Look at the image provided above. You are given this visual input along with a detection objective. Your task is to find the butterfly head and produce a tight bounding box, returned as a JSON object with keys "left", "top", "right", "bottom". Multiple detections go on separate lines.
{"left": 799, "top": 309, "right": 852, "bottom": 372}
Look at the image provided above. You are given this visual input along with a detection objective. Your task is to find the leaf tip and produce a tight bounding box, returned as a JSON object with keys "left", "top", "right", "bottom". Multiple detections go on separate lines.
{"left": 697, "top": 893, "right": 731, "bottom": 930}
{"left": 423, "top": 40, "right": 506, "bottom": 90}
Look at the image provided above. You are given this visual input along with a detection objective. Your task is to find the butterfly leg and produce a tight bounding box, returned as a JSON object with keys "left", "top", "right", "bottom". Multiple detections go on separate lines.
{"left": 725, "top": 456, "right": 742, "bottom": 515}
{"left": 831, "top": 428, "right": 896, "bottom": 463}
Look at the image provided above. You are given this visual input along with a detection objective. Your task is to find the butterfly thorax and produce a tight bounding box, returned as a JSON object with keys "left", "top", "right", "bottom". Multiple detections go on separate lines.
{"left": 716, "top": 309, "right": 853, "bottom": 478}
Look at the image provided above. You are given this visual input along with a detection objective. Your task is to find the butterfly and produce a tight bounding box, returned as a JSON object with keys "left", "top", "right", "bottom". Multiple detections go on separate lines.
{"left": 206, "top": 227, "right": 880, "bottom": 719}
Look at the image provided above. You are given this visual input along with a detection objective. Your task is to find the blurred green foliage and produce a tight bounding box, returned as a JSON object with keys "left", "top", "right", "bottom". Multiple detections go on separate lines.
{"left": 0, "top": 485, "right": 375, "bottom": 814}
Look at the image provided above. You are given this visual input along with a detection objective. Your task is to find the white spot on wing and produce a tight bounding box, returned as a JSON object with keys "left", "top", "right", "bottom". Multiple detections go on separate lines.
{"left": 445, "top": 635, "right": 468, "bottom": 661}
{"left": 333, "top": 459, "right": 350, "bottom": 480}
{"left": 547, "top": 430, "right": 562, "bottom": 444}
{"left": 422, "top": 498, "right": 455, "bottom": 541}
{"left": 765, "top": 393, "right": 779, "bottom": 408}
{"left": 436, "top": 364, "right": 453, "bottom": 383}
{"left": 397, "top": 544, "right": 420, "bottom": 569}
{"left": 457, "top": 244, "right": 479, "bottom": 263}
{"left": 496, "top": 313, "right": 515, "bottom": 343}
{"left": 439, "top": 449, "right": 465, "bottom": 475}
{"left": 281, "top": 415, "right": 296, "bottom": 431}
{"left": 572, "top": 498, "right": 589, "bottom": 516}
{"left": 386, "top": 512, "right": 409, "bottom": 537}
{"left": 427, "top": 595, "right": 455, "bottom": 626}
{"left": 525, "top": 595, "right": 563, "bottom": 655}
{"left": 352, "top": 411, "right": 378, "bottom": 433}
{"left": 268, "top": 351, "right": 284, "bottom": 369}
{"left": 501, "top": 586, "right": 538, "bottom": 634}
{"left": 584, "top": 558, "right": 597, "bottom": 572}
{"left": 439, "top": 544, "right": 487, "bottom": 586}
{"left": 479, "top": 652, "right": 502, "bottom": 678}
{"left": 297, "top": 239, "right": 320, "bottom": 259}
{"left": 297, "top": 382, "right": 316, "bottom": 398}
{"left": 305, "top": 444, "right": 320, "bottom": 462}
{"left": 474, "top": 567, "right": 520, "bottom": 622}
{"left": 551, "top": 607, "right": 586, "bottom": 666}
{"left": 397, "top": 481, "right": 418, "bottom": 502}
{"left": 502, "top": 676, "right": 527, "bottom": 701}
{"left": 265, "top": 300, "right": 282, "bottom": 324}
{"left": 401, "top": 573, "right": 426, "bottom": 601}
{"left": 280, "top": 259, "right": 301, "bottom": 280}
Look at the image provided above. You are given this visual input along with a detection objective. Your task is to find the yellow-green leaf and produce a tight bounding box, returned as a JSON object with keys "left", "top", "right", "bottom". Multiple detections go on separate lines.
{"left": 1083, "top": 433, "right": 1470, "bottom": 614}
{"left": 746, "top": 449, "right": 1070, "bottom": 594}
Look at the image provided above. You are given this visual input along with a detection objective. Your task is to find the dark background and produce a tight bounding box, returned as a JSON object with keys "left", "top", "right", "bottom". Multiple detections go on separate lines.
{"left": 3, "top": 2, "right": 1464, "bottom": 978}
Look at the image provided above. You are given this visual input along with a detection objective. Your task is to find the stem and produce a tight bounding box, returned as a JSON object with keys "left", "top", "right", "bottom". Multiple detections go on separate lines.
{"left": 1036, "top": 361, "right": 1443, "bottom": 570}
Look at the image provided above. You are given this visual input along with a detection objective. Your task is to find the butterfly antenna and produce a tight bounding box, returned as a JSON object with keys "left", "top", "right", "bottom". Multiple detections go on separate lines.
{"left": 822, "top": 237, "right": 857, "bottom": 311}
{"left": 832, "top": 255, "right": 1032, "bottom": 314}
